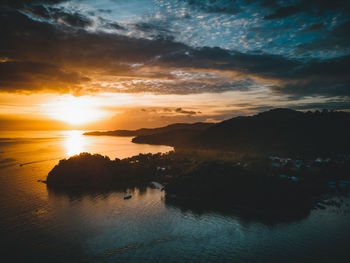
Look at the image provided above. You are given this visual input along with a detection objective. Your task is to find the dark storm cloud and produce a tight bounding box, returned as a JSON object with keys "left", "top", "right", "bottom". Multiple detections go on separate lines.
{"left": 0, "top": 8, "right": 188, "bottom": 92}
{"left": 133, "top": 22, "right": 175, "bottom": 40}
{"left": 227, "top": 101, "right": 350, "bottom": 115}
{"left": 264, "top": 0, "right": 350, "bottom": 19}
{"left": 0, "top": 3, "right": 349, "bottom": 97}
{"left": 0, "top": 61, "right": 90, "bottom": 92}
{"left": 227, "top": 100, "right": 350, "bottom": 113}
{"left": 48, "top": 8, "right": 94, "bottom": 28}
{"left": 157, "top": 47, "right": 300, "bottom": 78}
{"left": 155, "top": 48, "right": 350, "bottom": 97}
{"left": 21, "top": 5, "right": 93, "bottom": 28}
{"left": 0, "top": 0, "right": 67, "bottom": 8}
{"left": 0, "top": 9, "right": 185, "bottom": 66}
{"left": 21, "top": 4, "right": 52, "bottom": 19}
{"left": 96, "top": 17, "right": 126, "bottom": 30}
{"left": 292, "top": 101, "right": 350, "bottom": 111}
{"left": 332, "top": 20, "right": 350, "bottom": 37}
{"left": 267, "top": 55, "right": 350, "bottom": 97}
{"left": 107, "top": 22, "right": 125, "bottom": 30}
{"left": 264, "top": 4, "right": 302, "bottom": 19}
{"left": 134, "top": 22, "right": 171, "bottom": 33}
{"left": 183, "top": 0, "right": 350, "bottom": 17}
{"left": 296, "top": 20, "right": 350, "bottom": 55}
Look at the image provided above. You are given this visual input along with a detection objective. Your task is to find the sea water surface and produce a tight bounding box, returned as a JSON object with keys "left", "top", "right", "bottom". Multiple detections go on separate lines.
{"left": 0, "top": 130, "right": 349, "bottom": 263}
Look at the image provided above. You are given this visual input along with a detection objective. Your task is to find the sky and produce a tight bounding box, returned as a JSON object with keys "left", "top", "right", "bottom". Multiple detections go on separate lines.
{"left": 0, "top": 0, "right": 349, "bottom": 130}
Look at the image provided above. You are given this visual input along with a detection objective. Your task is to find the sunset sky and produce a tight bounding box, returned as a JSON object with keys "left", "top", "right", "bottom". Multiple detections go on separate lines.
{"left": 1, "top": 0, "right": 349, "bottom": 130}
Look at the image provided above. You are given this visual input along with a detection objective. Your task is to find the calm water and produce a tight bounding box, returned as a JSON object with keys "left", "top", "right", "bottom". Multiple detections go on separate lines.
{"left": 0, "top": 131, "right": 349, "bottom": 263}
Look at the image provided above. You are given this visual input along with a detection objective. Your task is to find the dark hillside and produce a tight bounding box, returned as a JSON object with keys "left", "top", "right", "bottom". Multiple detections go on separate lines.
{"left": 132, "top": 109, "right": 350, "bottom": 156}
{"left": 195, "top": 108, "right": 350, "bottom": 155}
{"left": 84, "top": 122, "right": 213, "bottom": 136}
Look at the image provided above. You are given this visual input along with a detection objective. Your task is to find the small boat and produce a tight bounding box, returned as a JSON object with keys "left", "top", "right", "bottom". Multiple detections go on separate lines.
{"left": 124, "top": 194, "right": 132, "bottom": 200}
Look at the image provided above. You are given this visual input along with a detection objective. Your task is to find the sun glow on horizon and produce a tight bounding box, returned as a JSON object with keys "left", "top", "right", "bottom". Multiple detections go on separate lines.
{"left": 43, "top": 95, "right": 109, "bottom": 126}
{"left": 62, "top": 130, "right": 88, "bottom": 156}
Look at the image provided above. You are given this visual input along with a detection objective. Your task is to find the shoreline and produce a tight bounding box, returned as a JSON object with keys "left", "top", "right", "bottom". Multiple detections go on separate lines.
{"left": 46, "top": 151, "right": 350, "bottom": 217}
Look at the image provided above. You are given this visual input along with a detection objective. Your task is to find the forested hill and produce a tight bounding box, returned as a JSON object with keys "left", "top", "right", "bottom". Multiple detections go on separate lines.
{"left": 132, "top": 108, "right": 350, "bottom": 156}
{"left": 84, "top": 122, "right": 213, "bottom": 137}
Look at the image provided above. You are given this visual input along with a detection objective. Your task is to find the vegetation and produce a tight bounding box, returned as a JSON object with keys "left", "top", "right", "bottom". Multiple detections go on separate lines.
{"left": 48, "top": 108, "right": 350, "bottom": 215}
{"left": 132, "top": 108, "right": 350, "bottom": 157}
{"left": 47, "top": 151, "right": 193, "bottom": 189}
{"left": 47, "top": 150, "right": 350, "bottom": 214}
{"left": 166, "top": 161, "right": 311, "bottom": 211}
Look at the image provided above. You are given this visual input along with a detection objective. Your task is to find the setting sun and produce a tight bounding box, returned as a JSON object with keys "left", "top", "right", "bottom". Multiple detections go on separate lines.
{"left": 43, "top": 96, "right": 109, "bottom": 126}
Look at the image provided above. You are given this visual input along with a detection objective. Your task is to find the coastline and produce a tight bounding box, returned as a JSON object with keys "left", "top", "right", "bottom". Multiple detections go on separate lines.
{"left": 46, "top": 151, "right": 350, "bottom": 216}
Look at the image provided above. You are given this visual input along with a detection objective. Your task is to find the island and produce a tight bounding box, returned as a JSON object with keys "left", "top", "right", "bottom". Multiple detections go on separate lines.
{"left": 86, "top": 108, "right": 350, "bottom": 157}
{"left": 48, "top": 108, "right": 350, "bottom": 216}
{"left": 47, "top": 151, "right": 350, "bottom": 216}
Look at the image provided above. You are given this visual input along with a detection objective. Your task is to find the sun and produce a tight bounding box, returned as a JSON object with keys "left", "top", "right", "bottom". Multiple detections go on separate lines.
{"left": 43, "top": 95, "right": 108, "bottom": 126}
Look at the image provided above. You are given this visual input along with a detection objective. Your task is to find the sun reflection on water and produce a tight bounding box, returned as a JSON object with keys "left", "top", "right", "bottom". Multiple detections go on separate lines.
{"left": 62, "top": 130, "right": 88, "bottom": 157}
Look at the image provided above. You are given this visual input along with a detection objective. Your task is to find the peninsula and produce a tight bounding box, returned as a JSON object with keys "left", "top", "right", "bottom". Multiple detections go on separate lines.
{"left": 49, "top": 109, "right": 350, "bottom": 214}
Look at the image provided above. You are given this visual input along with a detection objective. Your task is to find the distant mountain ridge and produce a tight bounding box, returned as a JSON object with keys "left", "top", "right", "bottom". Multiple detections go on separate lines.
{"left": 85, "top": 108, "right": 350, "bottom": 156}
{"left": 132, "top": 108, "right": 350, "bottom": 156}
{"left": 83, "top": 122, "right": 214, "bottom": 137}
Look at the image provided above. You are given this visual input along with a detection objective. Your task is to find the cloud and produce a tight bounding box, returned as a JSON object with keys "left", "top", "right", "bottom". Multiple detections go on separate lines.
{"left": 269, "top": 55, "right": 350, "bottom": 97}
{"left": 182, "top": 0, "right": 242, "bottom": 14}
{"left": 292, "top": 101, "right": 350, "bottom": 111}
{"left": 106, "top": 22, "right": 125, "bottom": 30}
{"left": 0, "top": 61, "right": 89, "bottom": 93}
{"left": 87, "top": 106, "right": 210, "bottom": 130}
{"left": 0, "top": 3, "right": 349, "bottom": 99}
{"left": 48, "top": 8, "right": 94, "bottom": 28}
{"left": 296, "top": 20, "right": 350, "bottom": 55}
{"left": 175, "top": 107, "right": 197, "bottom": 115}
{"left": 134, "top": 22, "right": 172, "bottom": 34}
{"left": 183, "top": 0, "right": 350, "bottom": 18}
{"left": 264, "top": 0, "right": 350, "bottom": 20}
{"left": 332, "top": 20, "right": 350, "bottom": 37}
{"left": 264, "top": 3, "right": 303, "bottom": 19}
{"left": 100, "top": 77, "right": 259, "bottom": 94}
{"left": 140, "top": 107, "right": 200, "bottom": 115}
{"left": 299, "top": 23, "right": 325, "bottom": 33}
{"left": 20, "top": 4, "right": 94, "bottom": 28}
{"left": 0, "top": 0, "right": 68, "bottom": 8}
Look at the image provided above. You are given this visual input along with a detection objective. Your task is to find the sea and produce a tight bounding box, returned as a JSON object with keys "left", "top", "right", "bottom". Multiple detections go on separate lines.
{"left": 0, "top": 130, "right": 349, "bottom": 263}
